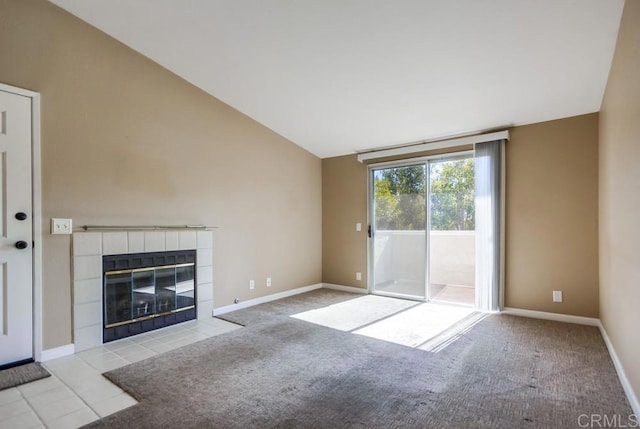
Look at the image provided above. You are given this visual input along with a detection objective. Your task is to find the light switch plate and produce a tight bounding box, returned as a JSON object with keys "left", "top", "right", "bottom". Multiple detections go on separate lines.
{"left": 51, "top": 218, "right": 72, "bottom": 235}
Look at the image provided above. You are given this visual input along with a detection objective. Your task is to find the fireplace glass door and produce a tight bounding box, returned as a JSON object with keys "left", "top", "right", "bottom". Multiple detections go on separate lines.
{"left": 104, "top": 273, "right": 133, "bottom": 326}
{"left": 156, "top": 267, "right": 176, "bottom": 313}
{"left": 176, "top": 265, "right": 196, "bottom": 310}
{"left": 104, "top": 262, "right": 196, "bottom": 328}
{"left": 133, "top": 270, "right": 156, "bottom": 318}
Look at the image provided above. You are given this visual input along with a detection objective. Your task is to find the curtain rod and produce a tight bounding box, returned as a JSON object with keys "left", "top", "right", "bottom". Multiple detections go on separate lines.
{"left": 83, "top": 225, "right": 215, "bottom": 231}
{"left": 356, "top": 130, "right": 509, "bottom": 163}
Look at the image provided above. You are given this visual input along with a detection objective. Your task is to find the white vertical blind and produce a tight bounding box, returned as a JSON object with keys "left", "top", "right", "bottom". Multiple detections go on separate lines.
{"left": 474, "top": 140, "right": 504, "bottom": 312}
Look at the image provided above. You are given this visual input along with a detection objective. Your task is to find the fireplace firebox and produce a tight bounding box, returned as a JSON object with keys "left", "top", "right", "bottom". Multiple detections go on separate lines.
{"left": 102, "top": 250, "right": 197, "bottom": 342}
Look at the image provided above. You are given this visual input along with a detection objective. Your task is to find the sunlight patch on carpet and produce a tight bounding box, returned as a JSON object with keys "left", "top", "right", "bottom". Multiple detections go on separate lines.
{"left": 291, "top": 295, "right": 475, "bottom": 350}
{"left": 418, "top": 312, "right": 489, "bottom": 352}
{"left": 353, "top": 302, "right": 474, "bottom": 347}
{"left": 290, "top": 294, "right": 416, "bottom": 331}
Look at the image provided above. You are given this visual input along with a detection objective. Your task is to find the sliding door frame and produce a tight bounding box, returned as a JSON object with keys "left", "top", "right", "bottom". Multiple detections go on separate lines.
{"left": 367, "top": 150, "right": 474, "bottom": 302}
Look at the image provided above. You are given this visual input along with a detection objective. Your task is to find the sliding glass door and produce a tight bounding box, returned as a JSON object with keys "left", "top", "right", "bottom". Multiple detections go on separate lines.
{"left": 371, "top": 164, "right": 427, "bottom": 300}
{"left": 369, "top": 155, "right": 476, "bottom": 305}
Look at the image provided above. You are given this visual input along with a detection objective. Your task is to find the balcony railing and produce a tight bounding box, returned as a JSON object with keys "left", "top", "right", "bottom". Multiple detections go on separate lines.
{"left": 374, "top": 230, "right": 475, "bottom": 303}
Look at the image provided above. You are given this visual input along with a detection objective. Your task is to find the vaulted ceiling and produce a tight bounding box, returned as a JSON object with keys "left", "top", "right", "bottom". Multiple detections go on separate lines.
{"left": 50, "top": 0, "right": 624, "bottom": 158}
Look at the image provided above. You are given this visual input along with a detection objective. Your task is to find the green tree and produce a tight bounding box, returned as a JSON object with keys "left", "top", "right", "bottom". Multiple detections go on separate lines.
{"left": 374, "top": 159, "right": 474, "bottom": 231}
{"left": 374, "top": 165, "right": 426, "bottom": 230}
{"left": 373, "top": 175, "right": 399, "bottom": 230}
{"left": 429, "top": 159, "right": 475, "bottom": 230}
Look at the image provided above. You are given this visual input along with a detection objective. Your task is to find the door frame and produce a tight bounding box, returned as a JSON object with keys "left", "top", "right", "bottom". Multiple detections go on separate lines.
{"left": 366, "top": 150, "right": 474, "bottom": 302}
{"left": 0, "top": 83, "right": 43, "bottom": 362}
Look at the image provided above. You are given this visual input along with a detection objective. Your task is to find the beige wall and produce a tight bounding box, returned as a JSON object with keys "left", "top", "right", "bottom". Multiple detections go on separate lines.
{"left": 322, "top": 115, "right": 599, "bottom": 317}
{"left": 322, "top": 154, "right": 368, "bottom": 288}
{"left": 599, "top": 0, "right": 640, "bottom": 405}
{"left": 0, "top": 0, "right": 322, "bottom": 349}
{"left": 505, "top": 114, "right": 599, "bottom": 316}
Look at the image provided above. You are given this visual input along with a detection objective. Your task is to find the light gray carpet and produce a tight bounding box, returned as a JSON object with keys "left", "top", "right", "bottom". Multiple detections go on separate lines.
{"left": 0, "top": 362, "right": 50, "bottom": 391}
{"left": 86, "top": 290, "right": 633, "bottom": 428}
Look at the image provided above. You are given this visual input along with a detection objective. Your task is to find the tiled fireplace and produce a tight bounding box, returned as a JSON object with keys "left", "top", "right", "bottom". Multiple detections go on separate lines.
{"left": 72, "top": 230, "right": 213, "bottom": 352}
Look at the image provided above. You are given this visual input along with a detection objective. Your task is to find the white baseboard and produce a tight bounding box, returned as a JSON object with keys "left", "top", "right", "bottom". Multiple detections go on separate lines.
{"left": 322, "top": 283, "right": 368, "bottom": 294}
{"left": 501, "top": 307, "right": 600, "bottom": 326}
{"left": 598, "top": 322, "right": 640, "bottom": 417}
{"left": 213, "top": 282, "right": 369, "bottom": 316}
{"left": 213, "top": 283, "right": 323, "bottom": 316}
{"left": 40, "top": 344, "right": 75, "bottom": 362}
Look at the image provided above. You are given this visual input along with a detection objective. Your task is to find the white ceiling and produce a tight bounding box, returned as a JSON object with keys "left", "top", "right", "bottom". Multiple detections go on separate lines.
{"left": 50, "top": 0, "right": 624, "bottom": 158}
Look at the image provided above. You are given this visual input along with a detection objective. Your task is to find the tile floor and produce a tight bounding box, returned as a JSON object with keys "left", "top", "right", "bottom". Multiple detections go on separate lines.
{"left": 0, "top": 317, "right": 241, "bottom": 429}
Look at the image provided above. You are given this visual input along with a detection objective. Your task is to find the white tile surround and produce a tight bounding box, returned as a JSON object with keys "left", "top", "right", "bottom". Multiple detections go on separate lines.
{"left": 72, "top": 230, "right": 214, "bottom": 352}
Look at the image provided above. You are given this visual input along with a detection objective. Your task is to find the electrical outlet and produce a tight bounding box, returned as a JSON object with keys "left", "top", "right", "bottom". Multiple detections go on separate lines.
{"left": 249, "top": 280, "right": 255, "bottom": 290}
{"left": 266, "top": 277, "right": 272, "bottom": 287}
{"left": 356, "top": 223, "right": 362, "bottom": 231}
{"left": 51, "top": 218, "right": 72, "bottom": 235}
{"left": 356, "top": 272, "right": 362, "bottom": 281}
{"left": 553, "top": 290, "right": 563, "bottom": 303}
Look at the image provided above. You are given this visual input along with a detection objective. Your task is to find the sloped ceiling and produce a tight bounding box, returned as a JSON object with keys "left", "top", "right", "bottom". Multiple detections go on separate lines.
{"left": 50, "top": 0, "right": 624, "bottom": 158}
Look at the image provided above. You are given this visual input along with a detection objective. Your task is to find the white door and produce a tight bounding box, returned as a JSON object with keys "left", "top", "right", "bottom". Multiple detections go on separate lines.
{"left": 0, "top": 90, "right": 33, "bottom": 367}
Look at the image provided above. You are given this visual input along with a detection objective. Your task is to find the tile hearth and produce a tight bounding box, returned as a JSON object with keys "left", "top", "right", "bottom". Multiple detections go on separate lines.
{"left": 0, "top": 317, "right": 241, "bottom": 429}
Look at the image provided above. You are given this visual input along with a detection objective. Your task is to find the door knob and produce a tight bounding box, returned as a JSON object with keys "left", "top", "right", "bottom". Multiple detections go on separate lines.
{"left": 15, "top": 241, "right": 28, "bottom": 249}
{"left": 15, "top": 212, "right": 27, "bottom": 221}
